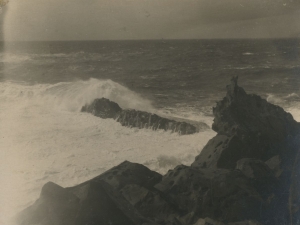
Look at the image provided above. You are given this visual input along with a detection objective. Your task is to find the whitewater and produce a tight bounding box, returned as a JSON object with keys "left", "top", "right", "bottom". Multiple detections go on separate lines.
{"left": 0, "top": 79, "right": 216, "bottom": 224}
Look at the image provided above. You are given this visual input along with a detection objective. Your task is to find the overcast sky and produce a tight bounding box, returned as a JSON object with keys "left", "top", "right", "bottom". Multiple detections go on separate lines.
{"left": 2, "top": 0, "right": 300, "bottom": 41}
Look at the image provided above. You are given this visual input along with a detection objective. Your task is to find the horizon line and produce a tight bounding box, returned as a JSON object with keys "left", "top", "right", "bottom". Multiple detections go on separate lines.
{"left": 1, "top": 37, "right": 300, "bottom": 43}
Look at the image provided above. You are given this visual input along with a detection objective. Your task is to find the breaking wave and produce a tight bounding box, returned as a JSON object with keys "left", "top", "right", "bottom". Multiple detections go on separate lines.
{"left": 0, "top": 78, "right": 154, "bottom": 112}
{"left": 0, "top": 78, "right": 215, "bottom": 224}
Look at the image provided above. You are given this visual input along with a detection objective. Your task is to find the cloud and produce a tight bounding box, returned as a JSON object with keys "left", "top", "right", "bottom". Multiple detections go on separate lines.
{"left": 3, "top": 0, "right": 300, "bottom": 41}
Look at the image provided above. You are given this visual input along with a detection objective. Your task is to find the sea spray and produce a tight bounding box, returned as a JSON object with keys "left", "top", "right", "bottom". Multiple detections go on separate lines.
{"left": 0, "top": 79, "right": 216, "bottom": 224}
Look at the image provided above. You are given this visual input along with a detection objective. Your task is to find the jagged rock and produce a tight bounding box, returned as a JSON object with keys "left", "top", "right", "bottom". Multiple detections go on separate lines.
{"left": 81, "top": 98, "right": 122, "bottom": 119}
{"left": 289, "top": 147, "right": 300, "bottom": 225}
{"left": 191, "top": 77, "right": 300, "bottom": 224}
{"left": 16, "top": 161, "right": 162, "bottom": 225}
{"left": 68, "top": 161, "right": 162, "bottom": 192}
{"left": 81, "top": 98, "right": 206, "bottom": 135}
{"left": 191, "top": 134, "right": 251, "bottom": 169}
{"left": 155, "top": 165, "right": 266, "bottom": 223}
{"left": 235, "top": 158, "right": 278, "bottom": 199}
{"left": 116, "top": 109, "right": 199, "bottom": 135}
{"left": 236, "top": 158, "right": 275, "bottom": 179}
{"left": 192, "top": 76, "right": 300, "bottom": 170}
{"left": 120, "top": 184, "right": 180, "bottom": 224}
{"left": 16, "top": 182, "right": 80, "bottom": 225}
{"left": 72, "top": 181, "right": 154, "bottom": 225}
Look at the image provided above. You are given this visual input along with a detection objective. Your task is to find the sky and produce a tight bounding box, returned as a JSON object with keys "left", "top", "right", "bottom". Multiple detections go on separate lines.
{"left": 1, "top": 0, "right": 300, "bottom": 41}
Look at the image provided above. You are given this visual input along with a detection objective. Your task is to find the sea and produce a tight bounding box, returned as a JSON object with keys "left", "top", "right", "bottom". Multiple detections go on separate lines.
{"left": 0, "top": 39, "right": 300, "bottom": 224}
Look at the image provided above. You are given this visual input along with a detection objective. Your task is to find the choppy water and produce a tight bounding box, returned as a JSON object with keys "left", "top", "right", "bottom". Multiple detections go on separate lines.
{"left": 0, "top": 39, "right": 300, "bottom": 224}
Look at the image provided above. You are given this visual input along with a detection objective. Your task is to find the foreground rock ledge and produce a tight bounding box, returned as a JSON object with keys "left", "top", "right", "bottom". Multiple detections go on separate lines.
{"left": 81, "top": 98, "right": 209, "bottom": 135}
{"left": 16, "top": 77, "right": 300, "bottom": 225}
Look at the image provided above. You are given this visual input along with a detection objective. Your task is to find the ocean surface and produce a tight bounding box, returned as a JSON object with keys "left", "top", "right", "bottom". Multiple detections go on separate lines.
{"left": 0, "top": 39, "right": 300, "bottom": 224}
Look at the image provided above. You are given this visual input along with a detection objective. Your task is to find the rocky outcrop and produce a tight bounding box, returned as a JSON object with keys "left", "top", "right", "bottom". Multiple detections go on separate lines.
{"left": 192, "top": 76, "right": 300, "bottom": 169}
{"left": 17, "top": 77, "right": 300, "bottom": 225}
{"left": 81, "top": 98, "right": 122, "bottom": 119}
{"left": 81, "top": 98, "right": 208, "bottom": 135}
{"left": 16, "top": 161, "right": 162, "bottom": 225}
{"left": 191, "top": 77, "right": 300, "bottom": 224}
{"left": 116, "top": 109, "right": 200, "bottom": 135}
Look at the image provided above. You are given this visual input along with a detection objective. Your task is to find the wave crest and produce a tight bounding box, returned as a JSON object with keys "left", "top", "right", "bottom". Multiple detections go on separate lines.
{"left": 0, "top": 79, "right": 154, "bottom": 112}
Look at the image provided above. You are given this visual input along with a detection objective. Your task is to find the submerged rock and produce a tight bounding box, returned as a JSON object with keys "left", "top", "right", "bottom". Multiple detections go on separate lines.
{"left": 81, "top": 98, "right": 207, "bottom": 135}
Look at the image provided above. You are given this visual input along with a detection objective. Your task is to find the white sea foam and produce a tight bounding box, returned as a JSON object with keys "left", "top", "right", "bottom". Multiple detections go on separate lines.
{"left": 0, "top": 53, "right": 32, "bottom": 63}
{"left": 0, "top": 79, "right": 215, "bottom": 224}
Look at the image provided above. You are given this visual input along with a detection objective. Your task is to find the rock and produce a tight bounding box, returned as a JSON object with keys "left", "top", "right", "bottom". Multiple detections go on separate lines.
{"left": 191, "top": 134, "right": 251, "bottom": 169}
{"left": 116, "top": 109, "right": 199, "bottom": 134}
{"left": 155, "top": 165, "right": 266, "bottom": 223}
{"left": 212, "top": 77, "right": 299, "bottom": 140}
{"left": 16, "top": 161, "right": 162, "bottom": 225}
{"left": 236, "top": 158, "right": 275, "bottom": 179}
{"left": 16, "top": 182, "right": 81, "bottom": 225}
{"left": 235, "top": 158, "right": 278, "bottom": 199}
{"left": 68, "top": 161, "right": 162, "bottom": 192}
{"left": 192, "top": 76, "right": 300, "bottom": 170}
{"left": 81, "top": 98, "right": 122, "bottom": 119}
{"left": 289, "top": 148, "right": 300, "bottom": 225}
{"left": 265, "top": 155, "right": 283, "bottom": 178}
{"left": 191, "top": 77, "right": 300, "bottom": 224}
{"left": 73, "top": 180, "right": 154, "bottom": 225}
{"left": 81, "top": 98, "right": 205, "bottom": 135}
{"left": 120, "top": 184, "right": 180, "bottom": 224}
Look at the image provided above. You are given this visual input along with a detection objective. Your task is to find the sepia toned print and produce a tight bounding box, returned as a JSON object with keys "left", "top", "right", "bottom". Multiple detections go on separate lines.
{"left": 1, "top": 1, "right": 300, "bottom": 225}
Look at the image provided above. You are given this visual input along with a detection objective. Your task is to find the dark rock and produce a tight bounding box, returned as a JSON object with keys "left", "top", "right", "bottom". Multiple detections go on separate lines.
{"left": 73, "top": 180, "right": 154, "bottom": 225}
{"left": 81, "top": 98, "right": 122, "bottom": 119}
{"left": 155, "top": 165, "right": 265, "bottom": 223}
{"left": 192, "top": 76, "right": 300, "bottom": 170}
{"left": 191, "top": 77, "right": 300, "bottom": 224}
{"left": 192, "top": 135, "right": 251, "bottom": 169}
{"left": 116, "top": 109, "right": 200, "bottom": 135}
{"left": 120, "top": 184, "right": 179, "bottom": 224}
{"left": 236, "top": 158, "right": 275, "bottom": 179}
{"left": 265, "top": 155, "right": 283, "bottom": 178}
{"left": 235, "top": 158, "right": 278, "bottom": 199}
{"left": 289, "top": 148, "right": 300, "bottom": 225}
{"left": 16, "top": 162, "right": 162, "bottom": 225}
{"left": 212, "top": 77, "right": 299, "bottom": 140}
{"left": 81, "top": 98, "right": 208, "bottom": 135}
{"left": 16, "top": 182, "right": 80, "bottom": 225}
{"left": 68, "top": 161, "right": 162, "bottom": 192}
